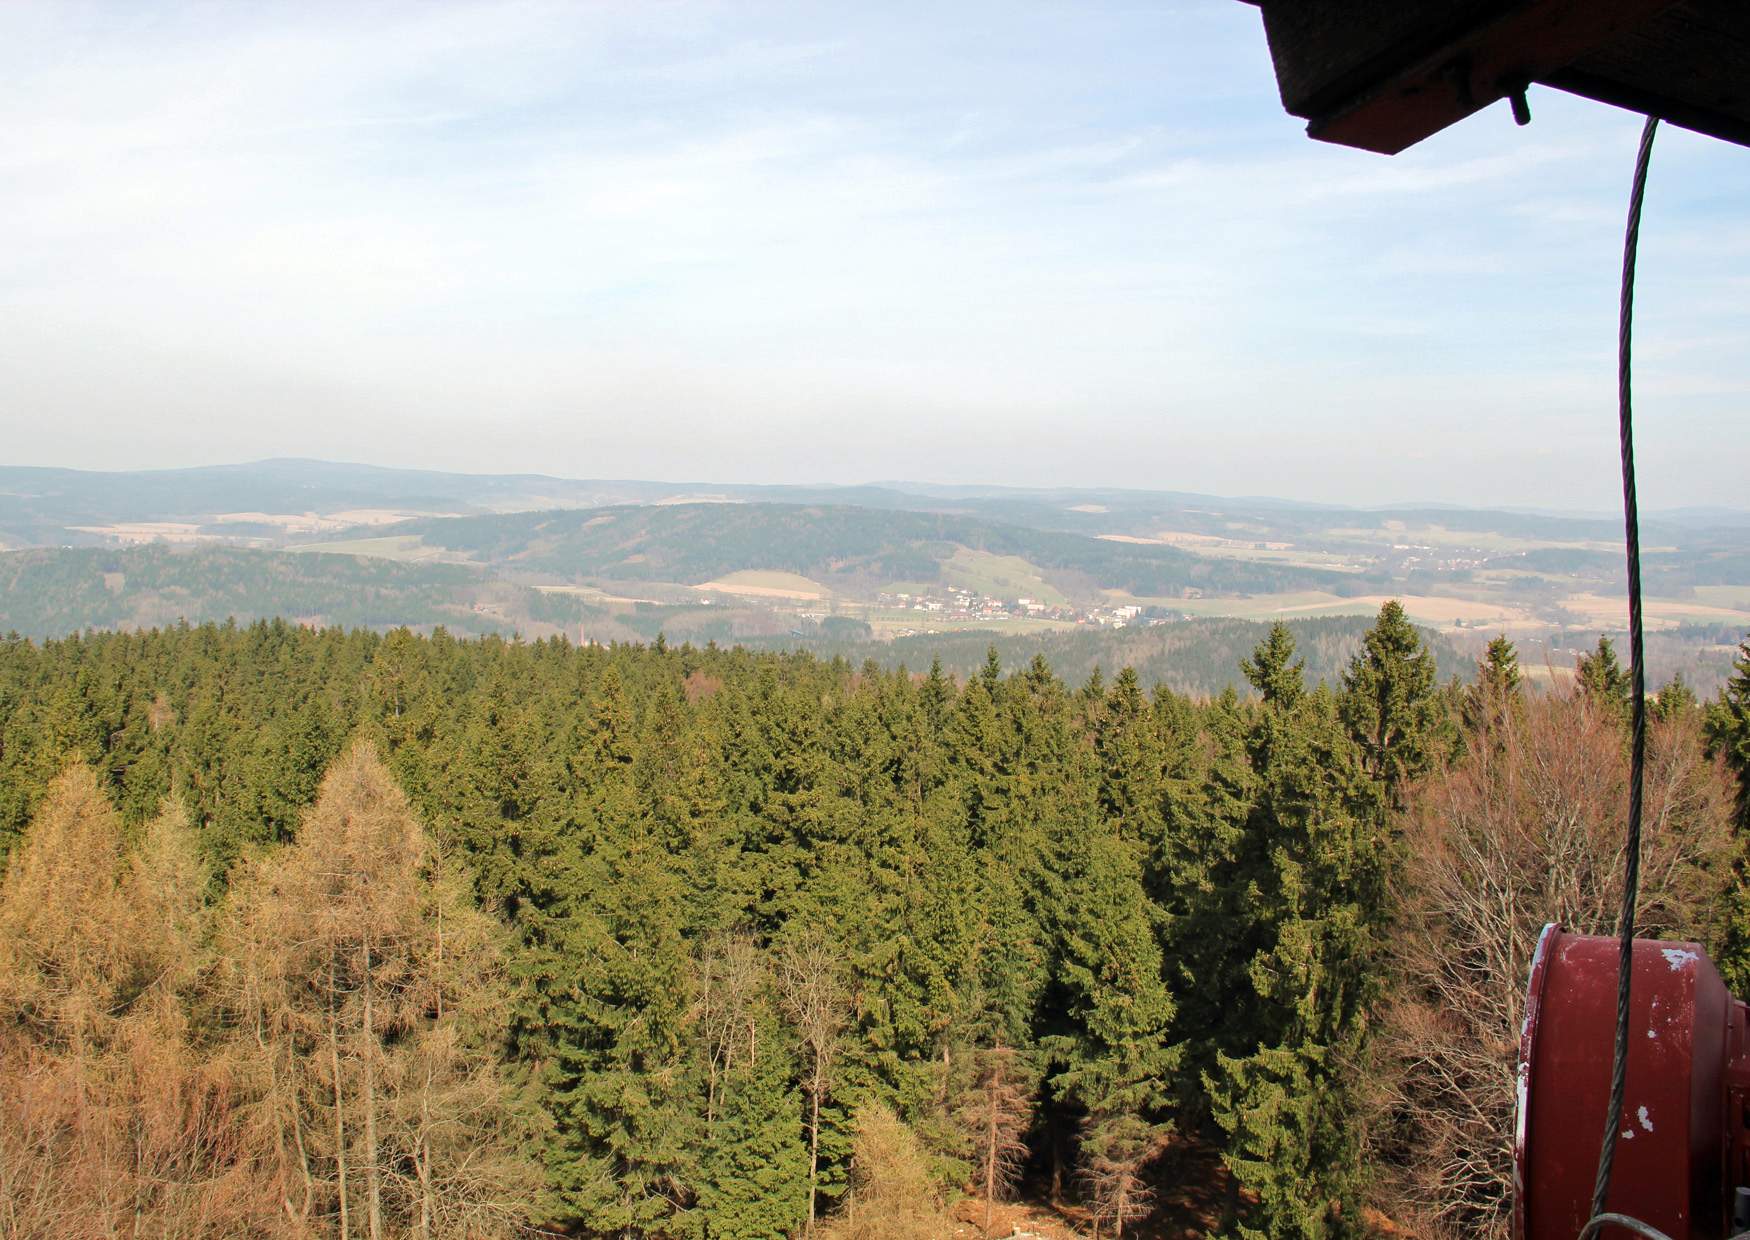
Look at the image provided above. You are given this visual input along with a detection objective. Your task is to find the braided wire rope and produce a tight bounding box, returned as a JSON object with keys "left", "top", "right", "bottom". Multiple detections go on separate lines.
{"left": 1581, "top": 111, "right": 1659, "bottom": 1240}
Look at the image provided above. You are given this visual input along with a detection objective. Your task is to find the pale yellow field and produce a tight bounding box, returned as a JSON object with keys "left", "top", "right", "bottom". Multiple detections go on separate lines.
{"left": 1693, "top": 585, "right": 1750, "bottom": 609}
{"left": 858, "top": 609, "right": 1076, "bottom": 640}
{"left": 1104, "top": 530, "right": 1292, "bottom": 551}
{"left": 696, "top": 571, "right": 828, "bottom": 600}
{"left": 1321, "top": 522, "right": 1674, "bottom": 555}
{"left": 1104, "top": 589, "right": 1529, "bottom": 629}
{"left": 1104, "top": 589, "right": 1342, "bottom": 619}
{"left": 70, "top": 522, "right": 206, "bottom": 543}
{"left": 211, "top": 509, "right": 436, "bottom": 533}
{"left": 536, "top": 584, "right": 669, "bottom": 605}
{"left": 1099, "top": 531, "right": 1364, "bottom": 572}
{"left": 1560, "top": 592, "right": 1750, "bottom": 630}
{"left": 286, "top": 535, "right": 465, "bottom": 564}
{"left": 1278, "top": 594, "right": 1531, "bottom": 627}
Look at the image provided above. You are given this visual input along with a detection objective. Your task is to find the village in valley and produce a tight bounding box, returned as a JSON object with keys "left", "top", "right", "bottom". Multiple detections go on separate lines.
{"left": 867, "top": 587, "right": 1179, "bottom": 636}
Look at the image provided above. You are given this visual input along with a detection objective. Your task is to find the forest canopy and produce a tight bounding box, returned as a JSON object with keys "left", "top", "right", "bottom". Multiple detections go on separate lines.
{"left": 1, "top": 613, "right": 1747, "bottom": 1238}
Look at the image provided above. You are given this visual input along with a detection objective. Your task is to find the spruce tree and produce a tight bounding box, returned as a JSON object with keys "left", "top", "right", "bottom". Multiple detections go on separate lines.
{"left": 1212, "top": 685, "right": 1383, "bottom": 1239}
{"left": 545, "top": 785, "right": 698, "bottom": 1235}
{"left": 1339, "top": 601, "right": 1449, "bottom": 801}
{"left": 1576, "top": 634, "right": 1632, "bottom": 724}
{"left": 1241, "top": 623, "right": 1305, "bottom": 710}
{"left": 1652, "top": 671, "right": 1699, "bottom": 723}
{"left": 696, "top": 1005, "right": 810, "bottom": 1240}
{"left": 1465, "top": 634, "right": 1519, "bottom": 725}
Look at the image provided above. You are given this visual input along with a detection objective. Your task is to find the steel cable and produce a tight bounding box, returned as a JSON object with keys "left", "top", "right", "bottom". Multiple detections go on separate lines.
{"left": 1582, "top": 112, "right": 1659, "bottom": 1239}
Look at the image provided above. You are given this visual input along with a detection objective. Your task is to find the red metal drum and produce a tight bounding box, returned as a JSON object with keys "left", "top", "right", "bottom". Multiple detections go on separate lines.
{"left": 1514, "top": 924, "right": 1750, "bottom": 1238}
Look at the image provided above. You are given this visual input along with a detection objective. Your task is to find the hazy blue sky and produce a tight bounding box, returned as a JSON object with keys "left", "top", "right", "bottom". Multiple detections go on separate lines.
{"left": 3, "top": 2, "right": 1745, "bottom": 508}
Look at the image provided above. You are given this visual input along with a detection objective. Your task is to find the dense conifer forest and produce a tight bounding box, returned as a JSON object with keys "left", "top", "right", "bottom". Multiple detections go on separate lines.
{"left": 2, "top": 612, "right": 1748, "bottom": 1238}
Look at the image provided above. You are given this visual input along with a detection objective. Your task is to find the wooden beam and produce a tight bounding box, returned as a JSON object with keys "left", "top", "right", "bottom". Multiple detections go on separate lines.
{"left": 1544, "top": 1, "right": 1750, "bottom": 148}
{"left": 1247, "top": 0, "right": 1692, "bottom": 153}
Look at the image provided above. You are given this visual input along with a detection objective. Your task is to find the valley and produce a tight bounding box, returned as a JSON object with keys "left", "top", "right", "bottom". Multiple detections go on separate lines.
{"left": 4, "top": 459, "right": 1747, "bottom": 692}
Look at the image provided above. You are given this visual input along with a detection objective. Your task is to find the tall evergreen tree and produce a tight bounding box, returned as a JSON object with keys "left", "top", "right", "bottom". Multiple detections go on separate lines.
{"left": 696, "top": 1004, "right": 809, "bottom": 1240}
{"left": 1576, "top": 634, "right": 1633, "bottom": 724}
{"left": 1212, "top": 681, "right": 1384, "bottom": 1240}
{"left": 1241, "top": 623, "right": 1305, "bottom": 711}
{"left": 545, "top": 789, "right": 698, "bottom": 1235}
{"left": 1339, "top": 601, "right": 1449, "bottom": 801}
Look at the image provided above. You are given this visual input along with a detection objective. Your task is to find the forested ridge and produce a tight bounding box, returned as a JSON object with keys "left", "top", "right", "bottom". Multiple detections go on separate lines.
{"left": 2, "top": 613, "right": 1749, "bottom": 1238}
{"left": 0, "top": 545, "right": 592, "bottom": 640}
{"left": 384, "top": 503, "right": 1354, "bottom": 596}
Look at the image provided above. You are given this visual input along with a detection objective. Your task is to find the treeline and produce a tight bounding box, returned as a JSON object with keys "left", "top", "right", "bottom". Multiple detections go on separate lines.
{"left": 753, "top": 615, "right": 1468, "bottom": 701}
{"left": 1, "top": 614, "right": 1748, "bottom": 1238}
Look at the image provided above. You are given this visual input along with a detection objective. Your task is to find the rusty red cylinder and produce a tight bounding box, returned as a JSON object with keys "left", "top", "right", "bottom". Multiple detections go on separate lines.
{"left": 1514, "top": 924, "right": 1750, "bottom": 1238}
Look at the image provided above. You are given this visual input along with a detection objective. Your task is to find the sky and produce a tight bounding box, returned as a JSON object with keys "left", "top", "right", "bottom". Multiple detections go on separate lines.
{"left": 2, "top": 2, "right": 1746, "bottom": 509}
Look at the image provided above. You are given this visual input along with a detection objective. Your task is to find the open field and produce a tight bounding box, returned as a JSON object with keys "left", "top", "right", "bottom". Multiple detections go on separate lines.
{"left": 285, "top": 535, "right": 467, "bottom": 564}
{"left": 1322, "top": 522, "right": 1676, "bottom": 555}
{"left": 1106, "top": 589, "right": 1353, "bottom": 620}
{"left": 213, "top": 508, "right": 442, "bottom": 532}
{"left": 1104, "top": 583, "right": 1750, "bottom": 638}
{"left": 852, "top": 606, "right": 1077, "bottom": 640}
{"left": 1105, "top": 531, "right": 1292, "bottom": 551}
{"left": 1277, "top": 593, "right": 1532, "bottom": 627}
{"left": 695, "top": 570, "right": 829, "bottom": 600}
{"left": 1472, "top": 567, "right": 1562, "bottom": 584}
{"left": 937, "top": 548, "right": 1068, "bottom": 604}
{"left": 69, "top": 522, "right": 208, "bottom": 543}
{"left": 1105, "top": 589, "right": 1533, "bottom": 629}
{"left": 1693, "top": 585, "right": 1750, "bottom": 611}
{"left": 1559, "top": 592, "right": 1750, "bottom": 630}
{"left": 1099, "top": 531, "right": 1370, "bottom": 572}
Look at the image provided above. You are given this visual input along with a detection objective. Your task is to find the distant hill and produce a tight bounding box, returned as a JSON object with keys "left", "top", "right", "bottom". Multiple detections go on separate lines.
{"left": 0, "top": 460, "right": 682, "bottom": 545}
{"left": 10, "top": 457, "right": 1748, "bottom": 549}
{"left": 381, "top": 502, "right": 1360, "bottom": 599}
{"left": 0, "top": 544, "right": 598, "bottom": 639}
{"left": 2, "top": 543, "right": 1738, "bottom": 696}
{"left": 4, "top": 460, "right": 1747, "bottom": 657}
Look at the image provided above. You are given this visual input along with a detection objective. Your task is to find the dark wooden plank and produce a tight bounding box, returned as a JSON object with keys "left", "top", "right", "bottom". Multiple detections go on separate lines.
{"left": 1545, "top": 0, "right": 1750, "bottom": 145}
{"left": 1247, "top": 0, "right": 1685, "bottom": 153}
{"left": 1257, "top": 0, "right": 1511, "bottom": 119}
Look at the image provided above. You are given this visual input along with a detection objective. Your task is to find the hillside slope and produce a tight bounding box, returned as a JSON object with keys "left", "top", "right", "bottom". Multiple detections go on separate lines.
{"left": 382, "top": 502, "right": 1363, "bottom": 599}
{"left": 0, "top": 545, "right": 596, "bottom": 639}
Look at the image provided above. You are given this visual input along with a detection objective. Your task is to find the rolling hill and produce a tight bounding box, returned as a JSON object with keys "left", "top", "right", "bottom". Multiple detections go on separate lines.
{"left": 375, "top": 502, "right": 1363, "bottom": 599}
{"left": 0, "top": 544, "right": 599, "bottom": 640}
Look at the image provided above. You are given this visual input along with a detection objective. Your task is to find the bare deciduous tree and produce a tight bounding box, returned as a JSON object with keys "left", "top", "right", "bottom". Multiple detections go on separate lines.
{"left": 777, "top": 930, "right": 849, "bottom": 1235}
{"left": 696, "top": 931, "right": 766, "bottom": 1129}
{"left": 1374, "top": 695, "right": 1735, "bottom": 1238}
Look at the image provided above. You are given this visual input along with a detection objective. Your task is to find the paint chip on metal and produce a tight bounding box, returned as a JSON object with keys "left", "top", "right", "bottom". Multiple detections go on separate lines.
{"left": 1662, "top": 947, "right": 1699, "bottom": 971}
